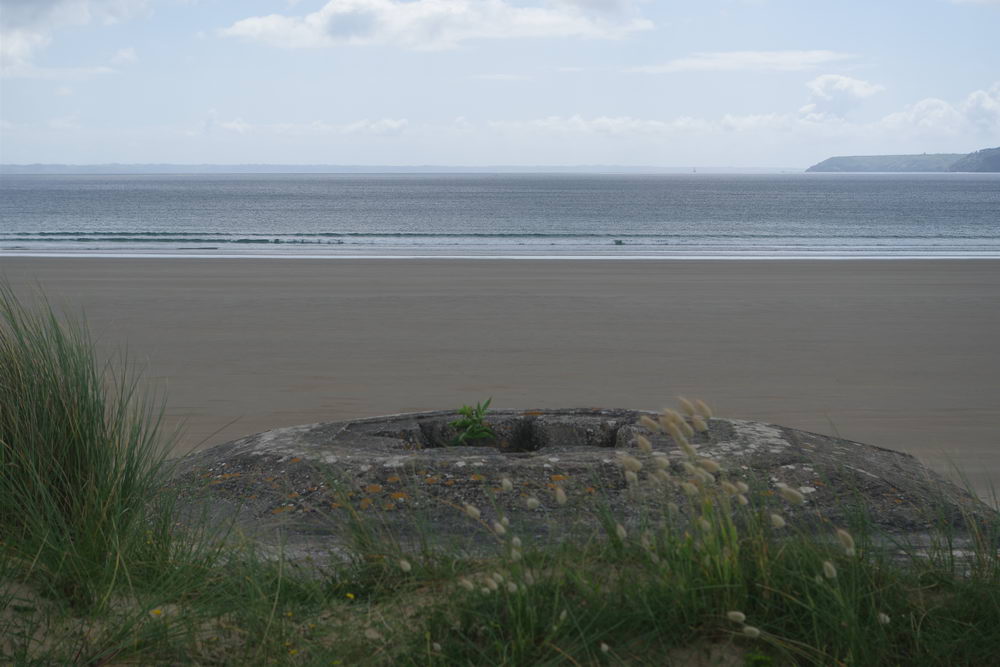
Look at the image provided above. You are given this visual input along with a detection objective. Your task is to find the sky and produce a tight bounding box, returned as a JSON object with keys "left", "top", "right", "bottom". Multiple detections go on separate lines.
{"left": 1, "top": 0, "right": 998, "bottom": 168}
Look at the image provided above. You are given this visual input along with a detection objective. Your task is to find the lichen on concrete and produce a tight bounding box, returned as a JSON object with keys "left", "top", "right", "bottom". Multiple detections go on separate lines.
{"left": 168, "top": 408, "right": 995, "bottom": 561}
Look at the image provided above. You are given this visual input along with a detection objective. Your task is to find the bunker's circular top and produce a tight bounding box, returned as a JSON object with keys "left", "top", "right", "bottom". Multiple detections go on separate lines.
{"left": 170, "top": 408, "right": 994, "bottom": 558}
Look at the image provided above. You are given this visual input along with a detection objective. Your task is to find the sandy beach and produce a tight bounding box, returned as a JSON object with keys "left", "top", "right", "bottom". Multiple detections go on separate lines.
{"left": 4, "top": 258, "right": 999, "bottom": 496}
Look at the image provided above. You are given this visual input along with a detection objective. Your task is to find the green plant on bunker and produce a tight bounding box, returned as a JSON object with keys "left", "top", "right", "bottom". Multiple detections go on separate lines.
{"left": 448, "top": 397, "right": 495, "bottom": 445}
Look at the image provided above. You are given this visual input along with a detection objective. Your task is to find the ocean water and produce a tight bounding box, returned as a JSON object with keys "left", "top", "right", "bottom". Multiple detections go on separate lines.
{"left": 1, "top": 173, "right": 999, "bottom": 258}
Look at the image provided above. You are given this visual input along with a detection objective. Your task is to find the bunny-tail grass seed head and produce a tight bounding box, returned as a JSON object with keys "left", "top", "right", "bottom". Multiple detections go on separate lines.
{"left": 501, "top": 477, "right": 513, "bottom": 492}
{"left": 836, "top": 528, "right": 856, "bottom": 556}
{"left": 694, "top": 399, "right": 713, "bottom": 418}
{"left": 399, "top": 559, "right": 412, "bottom": 573}
{"left": 695, "top": 468, "right": 715, "bottom": 485}
{"left": 662, "top": 408, "right": 683, "bottom": 424}
{"left": 625, "top": 470, "right": 639, "bottom": 486}
{"left": 679, "top": 418, "right": 695, "bottom": 439}
{"left": 525, "top": 496, "right": 541, "bottom": 510}
{"left": 652, "top": 453, "right": 670, "bottom": 469}
{"left": 770, "top": 513, "right": 786, "bottom": 529}
{"left": 554, "top": 486, "right": 567, "bottom": 505}
{"left": 615, "top": 523, "right": 628, "bottom": 540}
{"left": 776, "top": 483, "right": 805, "bottom": 505}
{"left": 742, "top": 626, "right": 761, "bottom": 639}
{"left": 636, "top": 434, "right": 653, "bottom": 453}
{"left": 658, "top": 414, "right": 673, "bottom": 431}
{"left": 458, "top": 577, "right": 475, "bottom": 591}
{"left": 464, "top": 503, "right": 482, "bottom": 519}
{"left": 692, "top": 415, "right": 709, "bottom": 433}
{"left": 696, "top": 458, "right": 721, "bottom": 474}
{"left": 726, "top": 611, "right": 746, "bottom": 623}
{"left": 492, "top": 521, "right": 506, "bottom": 536}
{"left": 618, "top": 452, "right": 643, "bottom": 473}
{"left": 721, "top": 481, "right": 739, "bottom": 495}
{"left": 877, "top": 612, "right": 891, "bottom": 625}
{"left": 678, "top": 396, "right": 696, "bottom": 416}
{"left": 823, "top": 561, "right": 837, "bottom": 579}
{"left": 640, "top": 415, "right": 661, "bottom": 432}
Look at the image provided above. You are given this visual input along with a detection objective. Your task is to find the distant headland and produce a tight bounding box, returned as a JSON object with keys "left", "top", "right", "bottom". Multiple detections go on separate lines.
{"left": 807, "top": 146, "right": 1000, "bottom": 173}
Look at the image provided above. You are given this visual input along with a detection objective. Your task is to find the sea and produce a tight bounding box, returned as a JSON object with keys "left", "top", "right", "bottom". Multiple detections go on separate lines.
{"left": 1, "top": 172, "right": 999, "bottom": 259}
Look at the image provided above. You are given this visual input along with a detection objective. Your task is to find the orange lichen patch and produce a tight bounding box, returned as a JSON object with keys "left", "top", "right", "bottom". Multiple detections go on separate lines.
{"left": 289, "top": 457, "right": 302, "bottom": 464}
{"left": 329, "top": 502, "right": 343, "bottom": 509}
{"left": 523, "top": 410, "right": 544, "bottom": 416}
{"left": 585, "top": 486, "right": 596, "bottom": 494}
{"left": 763, "top": 490, "right": 775, "bottom": 496}
{"left": 365, "top": 484, "right": 383, "bottom": 493}
{"left": 200, "top": 473, "right": 212, "bottom": 479}
{"left": 390, "top": 492, "right": 409, "bottom": 500}
{"left": 469, "top": 474, "right": 486, "bottom": 482}
{"left": 247, "top": 495, "right": 257, "bottom": 500}
{"left": 359, "top": 498, "right": 373, "bottom": 510}
{"left": 425, "top": 477, "right": 440, "bottom": 485}
{"left": 550, "top": 474, "right": 569, "bottom": 482}
{"left": 444, "top": 480, "right": 456, "bottom": 486}
{"left": 546, "top": 483, "right": 557, "bottom": 489}
{"left": 264, "top": 477, "right": 275, "bottom": 482}
{"left": 386, "top": 475, "right": 401, "bottom": 484}
{"left": 271, "top": 506, "right": 292, "bottom": 514}
{"left": 382, "top": 503, "right": 396, "bottom": 511}
{"left": 287, "top": 492, "right": 300, "bottom": 498}
{"left": 218, "top": 473, "right": 241, "bottom": 479}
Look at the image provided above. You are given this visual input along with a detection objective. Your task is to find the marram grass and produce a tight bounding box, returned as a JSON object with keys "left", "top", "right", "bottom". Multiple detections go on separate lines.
{"left": 2, "top": 295, "right": 999, "bottom": 664}
{"left": 0, "top": 284, "right": 178, "bottom": 606}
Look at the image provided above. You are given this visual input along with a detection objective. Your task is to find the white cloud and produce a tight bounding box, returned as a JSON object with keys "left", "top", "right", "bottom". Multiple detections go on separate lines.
{"left": 220, "top": 0, "right": 653, "bottom": 51}
{"left": 961, "top": 82, "right": 1000, "bottom": 133}
{"left": 880, "top": 84, "right": 1000, "bottom": 136}
{"left": 806, "top": 74, "right": 884, "bottom": 100}
{"left": 47, "top": 114, "right": 81, "bottom": 130}
{"left": 471, "top": 73, "right": 530, "bottom": 81}
{"left": 219, "top": 117, "right": 252, "bottom": 134}
{"left": 485, "top": 83, "right": 1000, "bottom": 143}
{"left": 0, "top": 0, "right": 147, "bottom": 77}
{"left": 110, "top": 46, "right": 136, "bottom": 64}
{"left": 631, "top": 50, "right": 855, "bottom": 74}
{"left": 490, "top": 114, "right": 712, "bottom": 135}
{"left": 213, "top": 116, "right": 409, "bottom": 136}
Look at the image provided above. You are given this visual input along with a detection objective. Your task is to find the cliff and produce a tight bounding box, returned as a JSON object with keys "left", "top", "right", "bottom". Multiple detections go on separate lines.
{"left": 806, "top": 153, "right": 964, "bottom": 173}
{"left": 807, "top": 146, "right": 1000, "bottom": 173}
{"left": 949, "top": 146, "right": 1000, "bottom": 172}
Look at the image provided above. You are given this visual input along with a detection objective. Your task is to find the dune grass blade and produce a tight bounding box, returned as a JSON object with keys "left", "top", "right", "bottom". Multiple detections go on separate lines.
{"left": 0, "top": 283, "right": 174, "bottom": 606}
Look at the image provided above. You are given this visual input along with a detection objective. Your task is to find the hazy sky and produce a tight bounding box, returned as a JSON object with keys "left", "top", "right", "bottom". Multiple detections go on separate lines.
{"left": 1, "top": 0, "right": 998, "bottom": 167}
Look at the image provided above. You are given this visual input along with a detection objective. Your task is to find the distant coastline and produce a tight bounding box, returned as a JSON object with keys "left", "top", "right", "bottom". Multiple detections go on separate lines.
{"left": 0, "top": 164, "right": 802, "bottom": 176}
{"left": 807, "top": 146, "right": 1000, "bottom": 173}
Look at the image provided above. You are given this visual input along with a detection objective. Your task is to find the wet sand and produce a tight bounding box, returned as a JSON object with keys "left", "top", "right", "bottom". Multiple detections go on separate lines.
{"left": 5, "top": 258, "right": 999, "bottom": 497}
